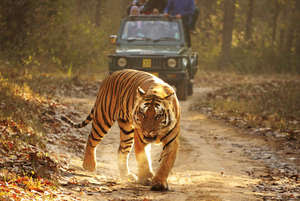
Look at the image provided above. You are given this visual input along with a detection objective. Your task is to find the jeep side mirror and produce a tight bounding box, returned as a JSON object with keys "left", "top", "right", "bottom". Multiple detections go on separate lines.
{"left": 110, "top": 35, "right": 117, "bottom": 44}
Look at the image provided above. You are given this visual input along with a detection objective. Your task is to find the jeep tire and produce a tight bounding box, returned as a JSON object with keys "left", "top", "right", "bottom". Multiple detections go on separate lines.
{"left": 176, "top": 80, "right": 188, "bottom": 101}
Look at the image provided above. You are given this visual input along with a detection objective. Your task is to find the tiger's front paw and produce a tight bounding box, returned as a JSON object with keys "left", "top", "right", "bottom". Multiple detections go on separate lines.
{"left": 151, "top": 177, "right": 168, "bottom": 191}
{"left": 120, "top": 172, "right": 138, "bottom": 183}
{"left": 138, "top": 177, "right": 153, "bottom": 186}
{"left": 138, "top": 172, "right": 154, "bottom": 186}
{"left": 138, "top": 171, "right": 154, "bottom": 186}
{"left": 83, "top": 148, "right": 96, "bottom": 171}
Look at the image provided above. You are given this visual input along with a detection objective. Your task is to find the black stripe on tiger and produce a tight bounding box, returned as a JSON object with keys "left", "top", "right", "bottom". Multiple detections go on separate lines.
{"left": 107, "top": 78, "right": 116, "bottom": 121}
{"left": 87, "top": 132, "right": 101, "bottom": 148}
{"left": 100, "top": 102, "right": 113, "bottom": 128}
{"left": 119, "top": 136, "right": 134, "bottom": 154}
{"left": 118, "top": 118, "right": 127, "bottom": 123}
{"left": 120, "top": 126, "right": 134, "bottom": 135}
{"left": 92, "top": 123, "right": 105, "bottom": 138}
{"left": 120, "top": 144, "right": 133, "bottom": 151}
{"left": 111, "top": 71, "right": 131, "bottom": 120}
{"left": 118, "top": 145, "right": 132, "bottom": 154}
{"left": 122, "top": 137, "right": 134, "bottom": 144}
{"left": 121, "top": 73, "right": 141, "bottom": 119}
{"left": 163, "top": 134, "right": 178, "bottom": 150}
{"left": 164, "top": 110, "right": 172, "bottom": 127}
{"left": 93, "top": 118, "right": 107, "bottom": 135}
{"left": 89, "top": 131, "right": 102, "bottom": 142}
{"left": 160, "top": 122, "right": 178, "bottom": 142}
{"left": 137, "top": 132, "right": 147, "bottom": 144}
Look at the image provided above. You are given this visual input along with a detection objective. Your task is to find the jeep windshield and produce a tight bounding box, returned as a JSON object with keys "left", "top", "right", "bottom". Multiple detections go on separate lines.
{"left": 120, "top": 20, "right": 181, "bottom": 42}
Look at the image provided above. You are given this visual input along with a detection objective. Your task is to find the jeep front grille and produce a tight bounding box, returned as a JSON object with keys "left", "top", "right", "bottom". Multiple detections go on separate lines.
{"left": 127, "top": 56, "right": 164, "bottom": 69}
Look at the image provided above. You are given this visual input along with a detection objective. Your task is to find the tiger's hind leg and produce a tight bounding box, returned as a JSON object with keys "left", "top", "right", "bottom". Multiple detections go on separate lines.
{"left": 134, "top": 129, "right": 154, "bottom": 185}
{"left": 117, "top": 119, "right": 137, "bottom": 182}
{"left": 83, "top": 119, "right": 112, "bottom": 172}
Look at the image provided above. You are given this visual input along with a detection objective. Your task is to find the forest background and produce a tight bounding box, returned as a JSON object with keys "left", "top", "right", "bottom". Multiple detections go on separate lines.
{"left": 0, "top": 0, "right": 299, "bottom": 73}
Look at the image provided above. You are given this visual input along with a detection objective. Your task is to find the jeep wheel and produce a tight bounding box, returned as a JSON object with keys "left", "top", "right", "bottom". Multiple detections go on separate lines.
{"left": 176, "top": 80, "right": 188, "bottom": 101}
{"left": 188, "top": 81, "right": 193, "bottom": 96}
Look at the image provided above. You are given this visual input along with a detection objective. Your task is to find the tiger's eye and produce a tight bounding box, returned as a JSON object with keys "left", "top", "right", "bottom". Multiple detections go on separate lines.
{"left": 138, "top": 110, "right": 145, "bottom": 119}
{"left": 155, "top": 114, "right": 162, "bottom": 120}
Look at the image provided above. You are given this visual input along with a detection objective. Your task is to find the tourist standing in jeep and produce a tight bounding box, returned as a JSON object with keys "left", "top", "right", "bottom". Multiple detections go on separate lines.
{"left": 143, "top": 0, "right": 168, "bottom": 14}
{"left": 164, "top": 0, "right": 195, "bottom": 47}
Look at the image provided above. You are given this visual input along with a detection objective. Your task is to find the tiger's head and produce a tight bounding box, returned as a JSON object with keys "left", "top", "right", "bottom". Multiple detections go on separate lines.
{"left": 132, "top": 84, "right": 179, "bottom": 143}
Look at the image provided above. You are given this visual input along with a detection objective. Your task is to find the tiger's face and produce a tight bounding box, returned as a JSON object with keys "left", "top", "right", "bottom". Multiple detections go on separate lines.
{"left": 133, "top": 85, "right": 177, "bottom": 143}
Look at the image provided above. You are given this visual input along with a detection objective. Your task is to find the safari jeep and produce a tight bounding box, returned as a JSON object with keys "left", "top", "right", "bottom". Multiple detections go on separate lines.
{"left": 108, "top": 15, "right": 198, "bottom": 100}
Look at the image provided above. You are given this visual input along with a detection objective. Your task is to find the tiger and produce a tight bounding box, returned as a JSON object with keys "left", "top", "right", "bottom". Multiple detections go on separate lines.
{"left": 61, "top": 69, "right": 181, "bottom": 191}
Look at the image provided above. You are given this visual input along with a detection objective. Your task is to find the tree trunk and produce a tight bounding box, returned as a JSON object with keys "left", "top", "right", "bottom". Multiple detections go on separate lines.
{"left": 121, "top": 0, "right": 131, "bottom": 17}
{"left": 278, "top": 3, "right": 287, "bottom": 52}
{"left": 279, "top": 29, "right": 285, "bottom": 51}
{"left": 285, "top": 24, "right": 295, "bottom": 55}
{"left": 95, "top": 0, "right": 102, "bottom": 27}
{"left": 219, "top": 0, "right": 236, "bottom": 67}
{"left": 284, "top": 0, "right": 299, "bottom": 56}
{"left": 245, "top": 0, "right": 254, "bottom": 41}
{"left": 77, "top": 0, "right": 84, "bottom": 16}
{"left": 205, "top": 0, "right": 217, "bottom": 27}
{"left": 295, "top": 0, "right": 300, "bottom": 58}
{"left": 272, "top": 0, "right": 280, "bottom": 46}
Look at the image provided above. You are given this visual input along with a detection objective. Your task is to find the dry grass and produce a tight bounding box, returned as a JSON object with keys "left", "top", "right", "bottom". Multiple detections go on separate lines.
{"left": 192, "top": 72, "right": 300, "bottom": 136}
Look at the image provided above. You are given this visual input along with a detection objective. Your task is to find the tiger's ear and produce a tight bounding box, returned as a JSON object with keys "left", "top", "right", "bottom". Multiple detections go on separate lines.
{"left": 137, "top": 87, "right": 146, "bottom": 96}
{"left": 163, "top": 92, "right": 174, "bottom": 99}
{"left": 162, "top": 86, "right": 174, "bottom": 99}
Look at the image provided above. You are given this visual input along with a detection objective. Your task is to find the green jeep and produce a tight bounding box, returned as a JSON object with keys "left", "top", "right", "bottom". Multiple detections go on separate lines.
{"left": 108, "top": 15, "right": 198, "bottom": 100}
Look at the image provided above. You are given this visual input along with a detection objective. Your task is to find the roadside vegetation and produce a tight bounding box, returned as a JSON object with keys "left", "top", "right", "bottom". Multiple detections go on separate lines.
{"left": 0, "top": 64, "right": 105, "bottom": 200}
{"left": 0, "top": 66, "right": 65, "bottom": 200}
{"left": 191, "top": 72, "right": 300, "bottom": 142}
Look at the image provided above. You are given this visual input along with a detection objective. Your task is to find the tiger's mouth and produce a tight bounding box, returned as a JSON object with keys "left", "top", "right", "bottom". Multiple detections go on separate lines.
{"left": 144, "top": 135, "right": 157, "bottom": 142}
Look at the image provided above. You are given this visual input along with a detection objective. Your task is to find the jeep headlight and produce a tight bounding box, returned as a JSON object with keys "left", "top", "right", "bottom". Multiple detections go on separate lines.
{"left": 182, "top": 58, "right": 188, "bottom": 67}
{"left": 167, "top": 58, "right": 177, "bottom": 68}
{"left": 117, "top": 57, "right": 127, "bottom": 67}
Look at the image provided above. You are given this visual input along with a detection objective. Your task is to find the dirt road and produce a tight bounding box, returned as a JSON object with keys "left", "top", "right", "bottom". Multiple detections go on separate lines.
{"left": 54, "top": 87, "right": 299, "bottom": 201}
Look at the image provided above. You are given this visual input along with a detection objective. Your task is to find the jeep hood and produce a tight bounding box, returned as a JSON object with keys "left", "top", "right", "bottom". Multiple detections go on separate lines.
{"left": 115, "top": 46, "right": 186, "bottom": 55}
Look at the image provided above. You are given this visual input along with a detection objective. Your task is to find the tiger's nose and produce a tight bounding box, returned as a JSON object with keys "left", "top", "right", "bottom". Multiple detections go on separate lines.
{"left": 143, "top": 130, "right": 156, "bottom": 138}
{"left": 143, "top": 131, "right": 157, "bottom": 142}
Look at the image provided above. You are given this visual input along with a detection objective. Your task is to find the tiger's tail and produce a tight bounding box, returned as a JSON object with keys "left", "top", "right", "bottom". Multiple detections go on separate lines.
{"left": 61, "top": 108, "right": 94, "bottom": 128}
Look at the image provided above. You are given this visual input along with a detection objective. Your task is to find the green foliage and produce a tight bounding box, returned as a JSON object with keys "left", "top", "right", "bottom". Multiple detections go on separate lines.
{"left": 228, "top": 43, "right": 300, "bottom": 74}
{"left": 45, "top": 17, "right": 107, "bottom": 69}
{"left": 0, "top": 0, "right": 60, "bottom": 57}
{"left": 0, "top": 0, "right": 122, "bottom": 71}
{"left": 193, "top": 0, "right": 299, "bottom": 74}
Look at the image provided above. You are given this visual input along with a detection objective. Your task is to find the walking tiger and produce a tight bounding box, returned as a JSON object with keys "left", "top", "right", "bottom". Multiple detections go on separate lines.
{"left": 61, "top": 69, "right": 181, "bottom": 191}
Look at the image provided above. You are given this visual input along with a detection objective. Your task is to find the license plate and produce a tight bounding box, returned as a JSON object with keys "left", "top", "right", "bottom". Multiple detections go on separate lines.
{"left": 142, "top": 59, "right": 151, "bottom": 68}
